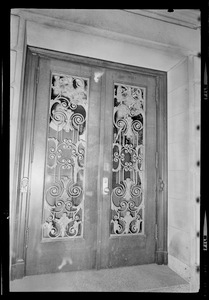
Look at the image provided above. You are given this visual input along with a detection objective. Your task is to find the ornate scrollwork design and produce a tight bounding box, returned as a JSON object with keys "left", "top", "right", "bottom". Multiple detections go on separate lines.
{"left": 68, "top": 184, "right": 82, "bottom": 198}
{"left": 118, "top": 200, "right": 128, "bottom": 211}
{"left": 114, "top": 118, "right": 127, "bottom": 134}
{"left": 53, "top": 108, "right": 68, "bottom": 126}
{"left": 128, "top": 200, "right": 138, "bottom": 211}
{"left": 131, "top": 183, "right": 141, "bottom": 198}
{"left": 111, "top": 83, "right": 145, "bottom": 235}
{"left": 52, "top": 75, "right": 87, "bottom": 104}
{"left": 48, "top": 222, "right": 61, "bottom": 238}
{"left": 130, "top": 214, "right": 142, "bottom": 234}
{"left": 71, "top": 113, "right": 85, "bottom": 128}
{"left": 42, "top": 73, "right": 88, "bottom": 240}
{"left": 114, "top": 184, "right": 126, "bottom": 198}
{"left": 43, "top": 177, "right": 84, "bottom": 238}
{"left": 46, "top": 181, "right": 64, "bottom": 206}
{"left": 66, "top": 214, "right": 82, "bottom": 237}
{"left": 47, "top": 138, "right": 86, "bottom": 172}
{"left": 49, "top": 75, "right": 87, "bottom": 134}
{"left": 132, "top": 119, "right": 143, "bottom": 132}
{"left": 111, "top": 214, "right": 125, "bottom": 234}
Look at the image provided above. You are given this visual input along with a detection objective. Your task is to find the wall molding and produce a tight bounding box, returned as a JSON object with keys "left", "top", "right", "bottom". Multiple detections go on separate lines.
{"left": 25, "top": 20, "right": 186, "bottom": 72}
{"left": 13, "top": 9, "right": 199, "bottom": 57}
{"left": 124, "top": 9, "right": 200, "bottom": 29}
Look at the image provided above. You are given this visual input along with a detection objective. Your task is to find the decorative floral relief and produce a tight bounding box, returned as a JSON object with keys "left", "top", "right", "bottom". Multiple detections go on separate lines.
{"left": 110, "top": 83, "right": 145, "bottom": 235}
{"left": 42, "top": 74, "right": 88, "bottom": 239}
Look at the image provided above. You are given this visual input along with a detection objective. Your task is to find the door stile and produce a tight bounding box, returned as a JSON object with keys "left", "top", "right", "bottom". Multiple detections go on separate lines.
{"left": 155, "top": 74, "right": 168, "bottom": 264}
{"left": 100, "top": 70, "right": 115, "bottom": 268}
{"left": 25, "top": 53, "right": 41, "bottom": 267}
{"left": 95, "top": 69, "right": 106, "bottom": 269}
{"left": 154, "top": 75, "right": 159, "bottom": 261}
{"left": 11, "top": 49, "right": 39, "bottom": 279}
{"left": 25, "top": 55, "right": 53, "bottom": 275}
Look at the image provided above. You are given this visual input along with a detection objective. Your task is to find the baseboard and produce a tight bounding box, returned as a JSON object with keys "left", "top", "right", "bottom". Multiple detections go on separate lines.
{"left": 11, "top": 260, "right": 25, "bottom": 281}
{"left": 156, "top": 250, "right": 168, "bottom": 265}
{"left": 168, "top": 254, "right": 191, "bottom": 282}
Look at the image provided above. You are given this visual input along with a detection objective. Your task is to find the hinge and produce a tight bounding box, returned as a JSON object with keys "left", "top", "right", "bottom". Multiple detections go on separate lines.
{"left": 20, "top": 177, "right": 29, "bottom": 193}
{"left": 155, "top": 151, "right": 158, "bottom": 169}
{"left": 25, "top": 227, "right": 29, "bottom": 249}
{"left": 159, "top": 178, "right": 165, "bottom": 192}
{"left": 155, "top": 224, "right": 158, "bottom": 240}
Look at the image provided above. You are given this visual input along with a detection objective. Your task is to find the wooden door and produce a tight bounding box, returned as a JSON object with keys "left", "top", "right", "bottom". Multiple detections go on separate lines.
{"left": 99, "top": 69, "right": 157, "bottom": 268}
{"left": 24, "top": 48, "right": 164, "bottom": 276}
{"left": 25, "top": 52, "right": 102, "bottom": 275}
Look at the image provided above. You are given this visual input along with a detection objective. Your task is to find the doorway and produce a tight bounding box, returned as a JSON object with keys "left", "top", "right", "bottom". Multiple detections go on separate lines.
{"left": 17, "top": 47, "right": 167, "bottom": 276}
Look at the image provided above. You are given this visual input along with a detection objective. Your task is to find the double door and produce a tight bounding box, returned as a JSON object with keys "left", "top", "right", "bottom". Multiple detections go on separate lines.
{"left": 24, "top": 48, "right": 159, "bottom": 275}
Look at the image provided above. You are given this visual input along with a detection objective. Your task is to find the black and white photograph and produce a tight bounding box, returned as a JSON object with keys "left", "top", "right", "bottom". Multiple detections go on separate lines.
{"left": 3, "top": 7, "right": 208, "bottom": 294}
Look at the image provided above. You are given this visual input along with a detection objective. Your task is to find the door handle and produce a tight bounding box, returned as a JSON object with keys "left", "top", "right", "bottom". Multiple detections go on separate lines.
{"left": 103, "top": 177, "right": 110, "bottom": 195}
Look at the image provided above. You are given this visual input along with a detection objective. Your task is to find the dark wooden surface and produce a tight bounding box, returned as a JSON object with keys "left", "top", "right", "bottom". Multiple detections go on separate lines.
{"left": 26, "top": 53, "right": 101, "bottom": 275}
{"left": 99, "top": 69, "right": 157, "bottom": 269}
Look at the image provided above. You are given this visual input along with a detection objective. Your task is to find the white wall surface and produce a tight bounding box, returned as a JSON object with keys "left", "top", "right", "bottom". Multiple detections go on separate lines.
{"left": 26, "top": 20, "right": 185, "bottom": 72}
{"left": 167, "top": 56, "right": 200, "bottom": 291}
{"left": 14, "top": 9, "right": 200, "bottom": 55}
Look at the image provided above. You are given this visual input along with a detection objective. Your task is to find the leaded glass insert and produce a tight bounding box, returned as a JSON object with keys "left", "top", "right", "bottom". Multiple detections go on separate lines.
{"left": 110, "top": 83, "right": 145, "bottom": 235}
{"left": 42, "top": 74, "right": 89, "bottom": 239}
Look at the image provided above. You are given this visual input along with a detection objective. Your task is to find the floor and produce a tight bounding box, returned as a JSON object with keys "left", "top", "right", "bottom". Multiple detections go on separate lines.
{"left": 10, "top": 264, "right": 190, "bottom": 292}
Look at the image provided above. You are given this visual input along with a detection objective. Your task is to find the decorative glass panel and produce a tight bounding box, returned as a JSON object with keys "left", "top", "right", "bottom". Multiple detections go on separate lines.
{"left": 42, "top": 74, "right": 88, "bottom": 239}
{"left": 110, "top": 83, "right": 145, "bottom": 235}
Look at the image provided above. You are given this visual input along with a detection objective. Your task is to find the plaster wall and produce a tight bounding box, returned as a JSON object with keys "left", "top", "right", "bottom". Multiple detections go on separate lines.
{"left": 10, "top": 9, "right": 200, "bottom": 291}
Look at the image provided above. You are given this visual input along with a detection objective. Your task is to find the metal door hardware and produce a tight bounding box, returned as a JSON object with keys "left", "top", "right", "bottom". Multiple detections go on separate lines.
{"left": 20, "top": 177, "right": 29, "bottom": 193}
{"left": 103, "top": 177, "right": 110, "bottom": 195}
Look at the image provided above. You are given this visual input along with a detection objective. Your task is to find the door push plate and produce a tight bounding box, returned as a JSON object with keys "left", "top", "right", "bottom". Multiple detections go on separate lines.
{"left": 103, "top": 177, "right": 110, "bottom": 195}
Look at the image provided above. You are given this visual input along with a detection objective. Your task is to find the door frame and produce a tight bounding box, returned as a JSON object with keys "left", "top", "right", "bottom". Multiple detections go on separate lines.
{"left": 11, "top": 46, "right": 167, "bottom": 279}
